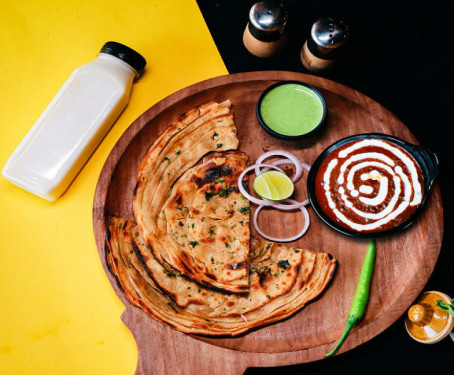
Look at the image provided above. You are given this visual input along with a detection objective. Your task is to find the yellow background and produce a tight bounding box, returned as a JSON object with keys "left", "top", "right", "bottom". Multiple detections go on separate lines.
{"left": 0, "top": 0, "right": 226, "bottom": 373}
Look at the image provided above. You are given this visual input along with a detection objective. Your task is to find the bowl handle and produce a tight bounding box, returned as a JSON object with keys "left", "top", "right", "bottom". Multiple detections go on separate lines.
{"left": 412, "top": 145, "right": 440, "bottom": 189}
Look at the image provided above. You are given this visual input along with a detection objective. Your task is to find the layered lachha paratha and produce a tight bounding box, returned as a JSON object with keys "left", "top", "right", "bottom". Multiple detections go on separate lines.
{"left": 133, "top": 100, "right": 250, "bottom": 293}
{"left": 109, "top": 100, "right": 338, "bottom": 336}
{"left": 106, "top": 217, "right": 337, "bottom": 336}
{"left": 159, "top": 152, "right": 251, "bottom": 292}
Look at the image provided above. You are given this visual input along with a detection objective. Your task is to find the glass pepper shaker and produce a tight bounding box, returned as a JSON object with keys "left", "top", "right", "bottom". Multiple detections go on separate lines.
{"left": 243, "top": 1, "right": 288, "bottom": 58}
{"left": 301, "top": 17, "right": 351, "bottom": 73}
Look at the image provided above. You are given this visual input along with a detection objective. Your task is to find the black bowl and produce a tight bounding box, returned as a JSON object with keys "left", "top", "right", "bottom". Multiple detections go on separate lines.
{"left": 256, "top": 80, "right": 327, "bottom": 141}
{"left": 307, "top": 133, "right": 439, "bottom": 238}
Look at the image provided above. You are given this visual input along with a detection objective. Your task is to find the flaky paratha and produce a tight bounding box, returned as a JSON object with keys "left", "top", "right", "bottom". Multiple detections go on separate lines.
{"left": 158, "top": 152, "right": 250, "bottom": 292}
{"left": 133, "top": 101, "right": 250, "bottom": 292}
{"left": 130, "top": 219, "right": 303, "bottom": 317}
{"left": 106, "top": 217, "right": 336, "bottom": 336}
{"left": 115, "top": 100, "right": 338, "bottom": 336}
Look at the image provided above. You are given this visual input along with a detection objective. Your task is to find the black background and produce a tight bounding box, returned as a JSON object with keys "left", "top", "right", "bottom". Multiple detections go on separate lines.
{"left": 196, "top": 0, "right": 453, "bottom": 374}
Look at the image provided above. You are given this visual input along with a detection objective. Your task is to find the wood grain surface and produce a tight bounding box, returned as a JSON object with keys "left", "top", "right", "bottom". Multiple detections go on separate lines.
{"left": 92, "top": 71, "right": 443, "bottom": 375}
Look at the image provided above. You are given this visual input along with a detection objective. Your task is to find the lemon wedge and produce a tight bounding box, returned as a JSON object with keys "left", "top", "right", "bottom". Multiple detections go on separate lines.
{"left": 253, "top": 170, "right": 294, "bottom": 201}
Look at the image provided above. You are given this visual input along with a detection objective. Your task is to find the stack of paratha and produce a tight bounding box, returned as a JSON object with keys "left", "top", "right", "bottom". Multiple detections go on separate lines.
{"left": 106, "top": 100, "right": 336, "bottom": 336}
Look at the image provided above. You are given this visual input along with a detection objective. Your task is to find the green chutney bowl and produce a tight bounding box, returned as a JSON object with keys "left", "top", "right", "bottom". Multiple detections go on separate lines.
{"left": 256, "top": 80, "right": 327, "bottom": 141}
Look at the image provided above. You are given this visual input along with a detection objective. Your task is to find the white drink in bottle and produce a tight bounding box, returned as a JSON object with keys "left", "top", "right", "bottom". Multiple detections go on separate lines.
{"left": 2, "top": 42, "right": 146, "bottom": 201}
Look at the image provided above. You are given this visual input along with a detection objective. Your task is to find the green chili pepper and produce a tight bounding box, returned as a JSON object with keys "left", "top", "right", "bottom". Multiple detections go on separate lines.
{"left": 325, "top": 239, "right": 376, "bottom": 357}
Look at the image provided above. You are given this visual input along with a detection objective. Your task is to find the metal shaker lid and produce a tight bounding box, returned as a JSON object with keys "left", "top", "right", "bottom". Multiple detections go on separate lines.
{"left": 308, "top": 17, "right": 351, "bottom": 59}
{"left": 248, "top": 1, "right": 288, "bottom": 42}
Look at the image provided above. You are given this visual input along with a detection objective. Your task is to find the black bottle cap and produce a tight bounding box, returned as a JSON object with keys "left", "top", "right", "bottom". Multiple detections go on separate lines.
{"left": 100, "top": 41, "right": 147, "bottom": 76}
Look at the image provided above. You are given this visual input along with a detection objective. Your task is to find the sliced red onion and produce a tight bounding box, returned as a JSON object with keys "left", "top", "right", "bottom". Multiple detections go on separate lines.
{"left": 254, "top": 150, "right": 303, "bottom": 182}
{"left": 238, "top": 163, "right": 310, "bottom": 209}
{"left": 238, "top": 164, "right": 286, "bottom": 207}
{"left": 272, "top": 198, "right": 310, "bottom": 210}
{"left": 253, "top": 199, "right": 310, "bottom": 243}
{"left": 264, "top": 159, "right": 311, "bottom": 180}
{"left": 300, "top": 161, "right": 311, "bottom": 172}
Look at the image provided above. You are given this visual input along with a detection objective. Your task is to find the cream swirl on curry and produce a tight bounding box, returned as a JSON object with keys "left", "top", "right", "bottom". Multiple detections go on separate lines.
{"left": 315, "top": 138, "right": 424, "bottom": 233}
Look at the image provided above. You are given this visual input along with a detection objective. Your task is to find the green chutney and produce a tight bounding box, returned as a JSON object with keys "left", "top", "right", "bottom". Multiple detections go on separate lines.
{"left": 259, "top": 83, "right": 324, "bottom": 136}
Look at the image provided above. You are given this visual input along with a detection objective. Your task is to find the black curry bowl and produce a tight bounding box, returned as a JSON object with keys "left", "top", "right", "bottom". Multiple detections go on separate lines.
{"left": 307, "top": 133, "right": 439, "bottom": 238}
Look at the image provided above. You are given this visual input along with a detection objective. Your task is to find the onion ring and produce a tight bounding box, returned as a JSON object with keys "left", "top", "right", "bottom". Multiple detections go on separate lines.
{"left": 253, "top": 199, "right": 310, "bottom": 243}
{"left": 254, "top": 150, "right": 304, "bottom": 182}
{"left": 261, "top": 159, "right": 311, "bottom": 181}
{"left": 238, "top": 163, "right": 310, "bottom": 210}
{"left": 300, "top": 161, "right": 311, "bottom": 172}
{"left": 238, "top": 164, "right": 287, "bottom": 207}
{"left": 272, "top": 198, "right": 310, "bottom": 210}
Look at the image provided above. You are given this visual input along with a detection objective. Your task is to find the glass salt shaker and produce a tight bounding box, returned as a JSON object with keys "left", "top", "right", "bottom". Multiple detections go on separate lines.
{"left": 243, "top": 1, "right": 288, "bottom": 58}
{"left": 301, "top": 17, "right": 351, "bottom": 73}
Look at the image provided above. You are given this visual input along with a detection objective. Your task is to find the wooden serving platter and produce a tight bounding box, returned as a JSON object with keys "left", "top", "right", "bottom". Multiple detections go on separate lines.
{"left": 93, "top": 71, "right": 443, "bottom": 374}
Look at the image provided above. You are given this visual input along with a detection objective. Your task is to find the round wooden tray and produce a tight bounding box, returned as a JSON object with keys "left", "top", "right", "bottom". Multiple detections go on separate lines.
{"left": 93, "top": 71, "right": 443, "bottom": 375}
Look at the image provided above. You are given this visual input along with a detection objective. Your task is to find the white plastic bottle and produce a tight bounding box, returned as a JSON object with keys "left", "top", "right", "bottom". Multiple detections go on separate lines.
{"left": 2, "top": 42, "right": 146, "bottom": 201}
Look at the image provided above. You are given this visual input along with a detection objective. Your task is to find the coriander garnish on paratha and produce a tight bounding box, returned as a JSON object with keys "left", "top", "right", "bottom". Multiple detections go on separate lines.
{"left": 133, "top": 100, "right": 250, "bottom": 293}
{"left": 105, "top": 100, "right": 337, "bottom": 336}
{"left": 159, "top": 152, "right": 250, "bottom": 293}
{"left": 106, "top": 217, "right": 336, "bottom": 336}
